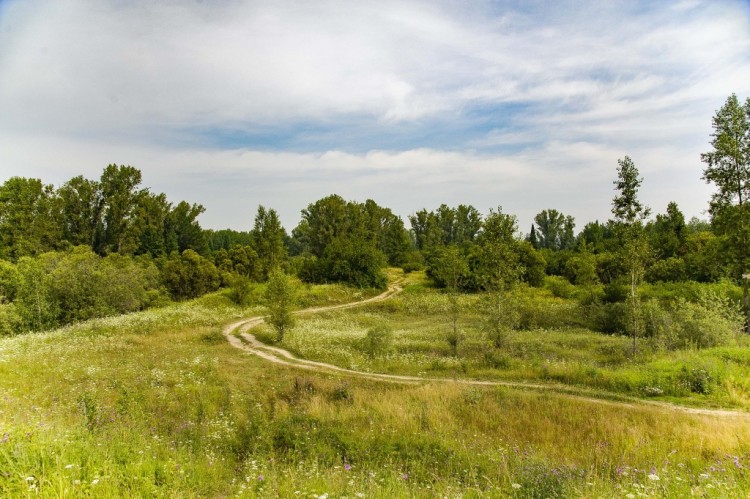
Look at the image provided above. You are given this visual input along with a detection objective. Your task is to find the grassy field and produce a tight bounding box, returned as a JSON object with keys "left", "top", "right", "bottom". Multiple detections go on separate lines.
{"left": 254, "top": 272, "right": 750, "bottom": 412}
{"left": 1, "top": 274, "right": 750, "bottom": 497}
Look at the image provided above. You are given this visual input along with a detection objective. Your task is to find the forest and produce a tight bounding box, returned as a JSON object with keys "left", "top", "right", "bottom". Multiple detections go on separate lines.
{"left": 1, "top": 94, "right": 749, "bottom": 347}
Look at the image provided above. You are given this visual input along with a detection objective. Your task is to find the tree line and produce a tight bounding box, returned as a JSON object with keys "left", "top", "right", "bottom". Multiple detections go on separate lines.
{"left": 0, "top": 93, "right": 748, "bottom": 336}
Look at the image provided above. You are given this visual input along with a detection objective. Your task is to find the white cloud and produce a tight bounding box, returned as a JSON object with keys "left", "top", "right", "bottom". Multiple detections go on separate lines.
{"left": 0, "top": 0, "right": 747, "bottom": 233}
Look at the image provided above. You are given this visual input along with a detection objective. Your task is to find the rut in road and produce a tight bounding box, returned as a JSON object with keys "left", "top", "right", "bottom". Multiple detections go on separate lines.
{"left": 222, "top": 280, "right": 750, "bottom": 419}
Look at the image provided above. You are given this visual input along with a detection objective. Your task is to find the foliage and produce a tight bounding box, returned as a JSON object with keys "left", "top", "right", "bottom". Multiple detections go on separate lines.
{"left": 532, "top": 208, "right": 575, "bottom": 250}
{"left": 252, "top": 205, "right": 287, "bottom": 280}
{"left": 228, "top": 274, "right": 253, "bottom": 306}
{"left": 265, "top": 269, "right": 296, "bottom": 341}
{"left": 160, "top": 249, "right": 220, "bottom": 300}
{"left": 701, "top": 93, "right": 750, "bottom": 332}
{"left": 5, "top": 247, "right": 163, "bottom": 333}
{"left": 645, "top": 292, "right": 744, "bottom": 350}
{"left": 362, "top": 323, "right": 394, "bottom": 358}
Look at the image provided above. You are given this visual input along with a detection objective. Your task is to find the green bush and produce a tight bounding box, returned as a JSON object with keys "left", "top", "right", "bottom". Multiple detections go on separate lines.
{"left": 543, "top": 275, "right": 575, "bottom": 299}
{"left": 643, "top": 292, "right": 742, "bottom": 350}
{"left": 586, "top": 301, "right": 628, "bottom": 334}
{"left": 362, "top": 324, "right": 394, "bottom": 358}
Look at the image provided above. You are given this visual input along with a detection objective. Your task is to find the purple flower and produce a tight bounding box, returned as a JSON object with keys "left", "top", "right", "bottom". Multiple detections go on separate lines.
{"left": 344, "top": 464, "right": 352, "bottom": 471}
{"left": 401, "top": 473, "right": 408, "bottom": 480}
{"left": 258, "top": 475, "right": 264, "bottom": 481}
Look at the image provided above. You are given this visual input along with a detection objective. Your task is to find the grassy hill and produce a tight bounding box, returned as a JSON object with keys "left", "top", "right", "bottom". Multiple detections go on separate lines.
{"left": 1, "top": 273, "right": 749, "bottom": 497}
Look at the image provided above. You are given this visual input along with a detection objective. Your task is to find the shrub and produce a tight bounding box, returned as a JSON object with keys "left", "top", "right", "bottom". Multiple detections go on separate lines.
{"left": 362, "top": 324, "right": 393, "bottom": 358}
{"left": 586, "top": 301, "right": 628, "bottom": 334}
{"left": 160, "top": 249, "right": 220, "bottom": 300}
{"left": 643, "top": 291, "right": 742, "bottom": 350}
{"left": 544, "top": 275, "right": 575, "bottom": 299}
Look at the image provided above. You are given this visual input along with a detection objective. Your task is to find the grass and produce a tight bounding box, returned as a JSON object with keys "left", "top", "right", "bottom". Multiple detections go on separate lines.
{"left": 255, "top": 271, "right": 750, "bottom": 411}
{"left": 1, "top": 273, "right": 749, "bottom": 496}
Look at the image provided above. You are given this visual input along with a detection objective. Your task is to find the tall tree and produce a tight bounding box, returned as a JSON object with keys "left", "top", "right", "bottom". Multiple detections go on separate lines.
{"left": 533, "top": 209, "right": 575, "bottom": 250}
{"left": 701, "top": 93, "right": 750, "bottom": 332}
{"left": 58, "top": 175, "right": 101, "bottom": 248}
{"left": 649, "top": 201, "right": 686, "bottom": 260}
{"left": 252, "top": 205, "right": 287, "bottom": 279}
{"left": 165, "top": 201, "right": 208, "bottom": 255}
{"left": 134, "top": 192, "right": 171, "bottom": 257}
{"left": 97, "top": 164, "right": 144, "bottom": 254}
{"left": 612, "top": 156, "right": 651, "bottom": 354}
{"left": 0, "top": 177, "right": 61, "bottom": 261}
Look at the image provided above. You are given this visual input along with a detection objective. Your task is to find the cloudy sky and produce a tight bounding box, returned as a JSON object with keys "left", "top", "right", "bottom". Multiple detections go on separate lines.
{"left": 1, "top": 0, "right": 749, "bottom": 233}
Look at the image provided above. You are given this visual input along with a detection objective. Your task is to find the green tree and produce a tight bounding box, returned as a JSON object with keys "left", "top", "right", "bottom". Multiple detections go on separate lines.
{"left": 165, "top": 201, "right": 208, "bottom": 255}
{"left": 0, "top": 177, "right": 62, "bottom": 261}
{"left": 160, "top": 249, "right": 220, "bottom": 300}
{"left": 58, "top": 175, "right": 101, "bottom": 248}
{"left": 97, "top": 164, "right": 144, "bottom": 254}
{"left": 533, "top": 209, "right": 575, "bottom": 250}
{"left": 701, "top": 93, "right": 750, "bottom": 332}
{"left": 264, "top": 269, "right": 296, "bottom": 342}
{"left": 612, "top": 156, "right": 651, "bottom": 354}
{"left": 134, "top": 192, "right": 171, "bottom": 257}
{"left": 252, "top": 205, "right": 287, "bottom": 279}
{"left": 430, "top": 246, "right": 468, "bottom": 355}
{"left": 648, "top": 201, "right": 686, "bottom": 260}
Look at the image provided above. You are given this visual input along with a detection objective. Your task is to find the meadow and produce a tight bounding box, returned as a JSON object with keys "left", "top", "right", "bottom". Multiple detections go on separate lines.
{"left": 1, "top": 272, "right": 749, "bottom": 497}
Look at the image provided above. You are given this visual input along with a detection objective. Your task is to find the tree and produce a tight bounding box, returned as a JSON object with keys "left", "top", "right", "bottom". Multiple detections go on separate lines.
{"left": 533, "top": 209, "right": 575, "bottom": 250}
{"left": 0, "top": 177, "right": 62, "bottom": 260}
{"left": 58, "top": 175, "right": 101, "bottom": 249}
{"left": 265, "top": 269, "right": 295, "bottom": 342}
{"left": 134, "top": 192, "right": 171, "bottom": 257}
{"left": 97, "top": 164, "right": 144, "bottom": 254}
{"left": 430, "top": 246, "right": 468, "bottom": 355}
{"left": 701, "top": 94, "right": 750, "bottom": 333}
{"left": 648, "top": 201, "right": 686, "bottom": 260}
{"left": 165, "top": 201, "right": 208, "bottom": 255}
{"left": 612, "top": 156, "right": 651, "bottom": 354}
{"left": 252, "top": 205, "right": 287, "bottom": 279}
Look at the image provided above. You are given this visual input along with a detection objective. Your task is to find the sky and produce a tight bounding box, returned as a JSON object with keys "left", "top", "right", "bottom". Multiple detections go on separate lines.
{"left": 1, "top": 0, "right": 750, "bottom": 234}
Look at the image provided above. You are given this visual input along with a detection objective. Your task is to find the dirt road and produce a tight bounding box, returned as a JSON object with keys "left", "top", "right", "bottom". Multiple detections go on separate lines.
{"left": 223, "top": 280, "right": 749, "bottom": 419}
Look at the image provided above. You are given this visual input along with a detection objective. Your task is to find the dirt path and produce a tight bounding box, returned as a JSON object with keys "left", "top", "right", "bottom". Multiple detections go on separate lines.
{"left": 223, "top": 280, "right": 749, "bottom": 419}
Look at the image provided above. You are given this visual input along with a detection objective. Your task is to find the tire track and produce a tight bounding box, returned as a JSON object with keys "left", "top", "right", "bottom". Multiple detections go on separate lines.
{"left": 223, "top": 280, "right": 750, "bottom": 419}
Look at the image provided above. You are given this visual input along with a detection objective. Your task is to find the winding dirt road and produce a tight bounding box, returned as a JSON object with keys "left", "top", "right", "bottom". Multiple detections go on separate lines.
{"left": 223, "top": 280, "right": 750, "bottom": 419}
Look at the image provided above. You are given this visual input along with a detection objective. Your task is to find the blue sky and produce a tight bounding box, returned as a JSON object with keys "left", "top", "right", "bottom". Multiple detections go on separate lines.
{"left": 1, "top": 0, "right": 749, "bottom": 232}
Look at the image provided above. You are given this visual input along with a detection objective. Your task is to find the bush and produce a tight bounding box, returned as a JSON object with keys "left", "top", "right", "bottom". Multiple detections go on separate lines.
{"left": 544, "top": 276, "right": 575, "bottom": 299}
{"left": 362, "top": 324, "right": 393, "bottom": 358}
{"left": 160, "top": 249, "right": 220, "bottom": 300}
{"left": 586, "top": 301, "right": 628, "bottom": 334}
{"left": 643, "top": 291, "right": 742, "bottom": 350}
{"left": 228, "top": 274, "right": 253, "bottom": 305}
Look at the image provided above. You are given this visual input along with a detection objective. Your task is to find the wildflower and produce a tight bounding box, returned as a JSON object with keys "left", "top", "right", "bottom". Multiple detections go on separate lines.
{"left": 344, "top": 463, "right": 352, "bottom": 471}
{"left": 25, "top": 476, "right": 35, "bottom": 482}
{"left": 91, "top": 478, "right": 100, "bottom": 485}
{"left": 511, "top": 483, "right": 521, "bottom": 489}
{"left": 258, "top": 474, "right": 264, "bottom": 481}
{"left": 647, "top": 473, "right": 660, "bottom": 481}
{"left": 401, "top": 473, "right": 408, "bottom": 480}
{"left": 64, "top": 464, "right": 74, "bottom": 469}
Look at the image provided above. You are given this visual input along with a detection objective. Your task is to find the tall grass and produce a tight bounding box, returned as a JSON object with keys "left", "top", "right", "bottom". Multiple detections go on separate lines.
{"left": 1, "top": 276, "right": 749, "bottom": 496}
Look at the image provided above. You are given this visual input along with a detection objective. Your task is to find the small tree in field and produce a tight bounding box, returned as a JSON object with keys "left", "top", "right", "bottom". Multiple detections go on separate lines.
{"left": 264, "top": 269, "right": 295, "bottom": 342}
{"left": 612, "top": 156, "right": 651, "bottom": 355}
{"left": 431, "top": 246, "right": 468, "bottom": 356}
